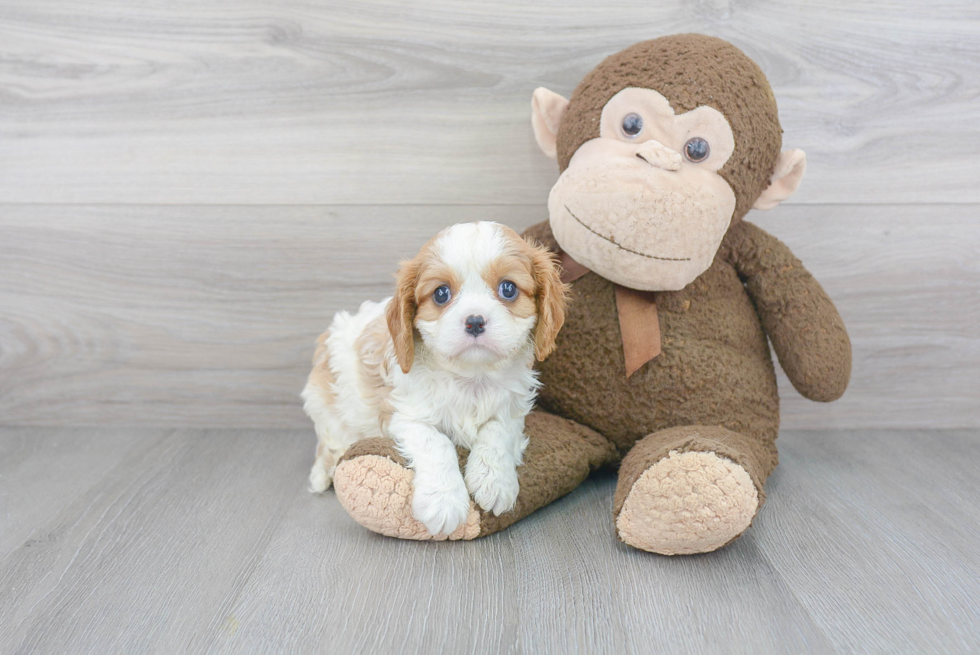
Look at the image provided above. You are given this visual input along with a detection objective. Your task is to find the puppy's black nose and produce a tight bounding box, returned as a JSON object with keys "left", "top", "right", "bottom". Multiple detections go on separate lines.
{"left": 464, "top": 315, "right": 486, "bottom": 336}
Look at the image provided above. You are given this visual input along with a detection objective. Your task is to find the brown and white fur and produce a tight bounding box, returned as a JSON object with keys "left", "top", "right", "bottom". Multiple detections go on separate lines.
{"left": 302, "top": 222, "right": 566, "bottom": 536}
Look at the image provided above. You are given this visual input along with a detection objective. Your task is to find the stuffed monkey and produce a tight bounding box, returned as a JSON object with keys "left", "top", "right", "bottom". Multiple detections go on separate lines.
{"left": 330, "top": 34, "right": 851, "bottom": 555}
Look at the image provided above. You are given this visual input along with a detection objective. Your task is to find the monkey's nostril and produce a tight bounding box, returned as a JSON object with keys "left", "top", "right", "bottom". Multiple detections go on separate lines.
{"left": 636, "top": 150, "right": 680, "bottom": 171}
{"left": 464, "top": 315, "right": 486, "bottom": 336}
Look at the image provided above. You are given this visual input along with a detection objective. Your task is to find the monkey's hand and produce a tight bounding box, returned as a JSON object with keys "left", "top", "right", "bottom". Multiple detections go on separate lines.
{"left": 723, "top": 220, "right": 852, "bottom": 402}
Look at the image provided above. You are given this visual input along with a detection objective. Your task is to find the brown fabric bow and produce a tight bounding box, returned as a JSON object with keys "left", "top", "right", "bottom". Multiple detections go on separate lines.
{"left": 559, "top": 252, "right": 662, "bottom": 378}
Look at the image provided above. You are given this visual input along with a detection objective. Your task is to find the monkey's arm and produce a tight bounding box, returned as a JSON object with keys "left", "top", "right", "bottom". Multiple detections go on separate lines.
{"left": 722, "top": 221, "right": 851, "bottom": 402}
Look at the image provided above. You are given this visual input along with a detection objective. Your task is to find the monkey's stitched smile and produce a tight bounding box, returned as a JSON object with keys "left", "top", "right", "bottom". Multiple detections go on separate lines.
{"left": 564, "top": 206, "right": 691, "bottom": 262}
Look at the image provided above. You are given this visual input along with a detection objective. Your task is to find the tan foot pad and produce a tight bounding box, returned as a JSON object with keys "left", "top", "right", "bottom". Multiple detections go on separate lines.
{"left": 616, "top": 450, "right": 759, "bottom": 555}
{"left": 333, "top": 455, "right": 481, "bottom": 541}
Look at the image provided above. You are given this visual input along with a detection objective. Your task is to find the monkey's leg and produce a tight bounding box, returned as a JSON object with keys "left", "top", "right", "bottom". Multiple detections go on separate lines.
{"left": 332, "top": 411, "right": 619, "bottom": 540}
{"left": 613, "top": 425, "right": 776, "bottom": 555}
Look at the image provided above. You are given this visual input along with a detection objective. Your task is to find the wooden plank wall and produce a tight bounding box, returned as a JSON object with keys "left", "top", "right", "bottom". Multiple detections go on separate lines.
{"left": 1, "top": 0, "right": 978, "bottom": 429}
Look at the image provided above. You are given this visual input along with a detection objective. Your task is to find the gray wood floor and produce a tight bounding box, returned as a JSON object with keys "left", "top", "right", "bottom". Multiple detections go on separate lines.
{"left": 1, "top": 427, "right": 978, "bottom": 654}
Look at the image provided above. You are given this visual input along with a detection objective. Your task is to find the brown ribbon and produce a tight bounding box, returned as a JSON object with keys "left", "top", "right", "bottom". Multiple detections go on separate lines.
{"left": 559, "top": 252, "right": 662, "bottom": 378}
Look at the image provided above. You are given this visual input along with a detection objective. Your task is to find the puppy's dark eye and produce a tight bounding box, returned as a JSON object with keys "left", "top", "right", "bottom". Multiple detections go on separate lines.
{"left": 498, "top": 280, "right": 518, "bottom": 301}
{"left": 433, "top": 285, "right": 452, "bottom": 305}
{"left": 622, "top": 113, "right": 643, "bottom": 138}
{"left": 684, "top": 137, "right": 710, "bottom": 163}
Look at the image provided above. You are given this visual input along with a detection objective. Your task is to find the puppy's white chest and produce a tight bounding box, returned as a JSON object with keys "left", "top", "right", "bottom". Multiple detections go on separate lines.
{"left": 438, "top": 381, "right": 508, "bottom": 446}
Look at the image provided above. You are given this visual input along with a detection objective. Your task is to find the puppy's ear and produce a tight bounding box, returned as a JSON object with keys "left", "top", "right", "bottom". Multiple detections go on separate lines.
{"left": 528, "top": 238, "right": 568, "bottom": 361}
{"left": 386, "top": 257, "right": 421, "bottom": 373}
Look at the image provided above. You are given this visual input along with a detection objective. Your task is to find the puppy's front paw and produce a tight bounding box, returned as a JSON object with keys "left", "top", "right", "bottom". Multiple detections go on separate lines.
{"left": 465, "top": 455, "right": 519, "bottom": 516}
{"left": 411, "top": 473, "right": 472, "bottom": 536}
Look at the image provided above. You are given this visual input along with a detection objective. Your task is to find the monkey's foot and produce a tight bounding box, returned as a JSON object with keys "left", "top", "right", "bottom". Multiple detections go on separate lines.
{"left": 332, "top": 438, "right": 481, "bottom": 541}
{"left": 615, "top": 445, "right": 759, "bottom": 556}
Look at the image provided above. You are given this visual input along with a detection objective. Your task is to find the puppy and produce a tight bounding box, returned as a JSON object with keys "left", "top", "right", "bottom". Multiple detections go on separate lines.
{"left": 302, "top": 221, "right": 567, "bottom": 536}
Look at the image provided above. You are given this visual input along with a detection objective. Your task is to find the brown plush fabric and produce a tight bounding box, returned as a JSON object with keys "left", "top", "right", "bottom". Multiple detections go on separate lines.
{"left": 478, "top": 410, "right": 620, "bottom": 536}
{"left": 532, "top": 220, "right": 782, "bottom": 456}
{"left": 337, "top": 437, "right": 407, "bottom": 468}
{"left": 555, "top": 34, "right": 782, "bottom": 224}
{"left": 721, "top": 221, "right": 852, "bottom": 401}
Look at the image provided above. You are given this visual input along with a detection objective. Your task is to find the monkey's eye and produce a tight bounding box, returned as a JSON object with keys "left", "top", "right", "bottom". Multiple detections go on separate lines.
{"left": 621, "top": 113, "right": 643, "bottom": 138}
{"left": 433, "top": 285, "right": 452, "bottom": 305}
{"left": 498, "top": 280, "right": 518, "bottom": 301}
{"left": 684, "top": 137, "right": 710, "bottom": 163}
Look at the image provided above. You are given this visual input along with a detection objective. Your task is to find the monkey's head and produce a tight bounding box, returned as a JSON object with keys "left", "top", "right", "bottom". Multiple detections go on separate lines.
{"left": 532, "top": 34, "right": 806, "bottom": 291}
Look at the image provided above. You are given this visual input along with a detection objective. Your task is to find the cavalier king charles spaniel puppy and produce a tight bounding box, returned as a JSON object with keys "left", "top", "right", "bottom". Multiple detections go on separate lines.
{"left": 302, "top": 222, "right": 567, "bottom": 536}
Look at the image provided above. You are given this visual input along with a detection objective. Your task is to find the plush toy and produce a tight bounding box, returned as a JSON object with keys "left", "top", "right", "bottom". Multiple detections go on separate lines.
{"left": 330, "top": 34, "right": 851, "bottom": 555}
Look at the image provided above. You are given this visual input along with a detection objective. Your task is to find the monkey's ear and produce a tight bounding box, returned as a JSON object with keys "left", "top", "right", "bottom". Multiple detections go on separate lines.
{"left": 753, "top": 149, "right": 807, "bottom": 210}
{"left": 531, "top": 87, "right": 569, "bottom": 160}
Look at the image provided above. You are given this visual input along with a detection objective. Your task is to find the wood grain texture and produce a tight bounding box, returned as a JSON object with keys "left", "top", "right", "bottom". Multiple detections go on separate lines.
{"left": 0, "top": 428, "right": 303, "bottom": 654}
{"left": 760, "top": 430, "right": 980, "bottom": 653}
{"left": 1, "top": 203, "right": 977, "bottom": 430}
{"left": 0, "top": 427, "right": 157, "bottom": 557}
{"left": 1, "top": 427, "right": 978, "bottom": 654}
{"left": 1, "top": 0, "right": 979, "bottom": 204}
